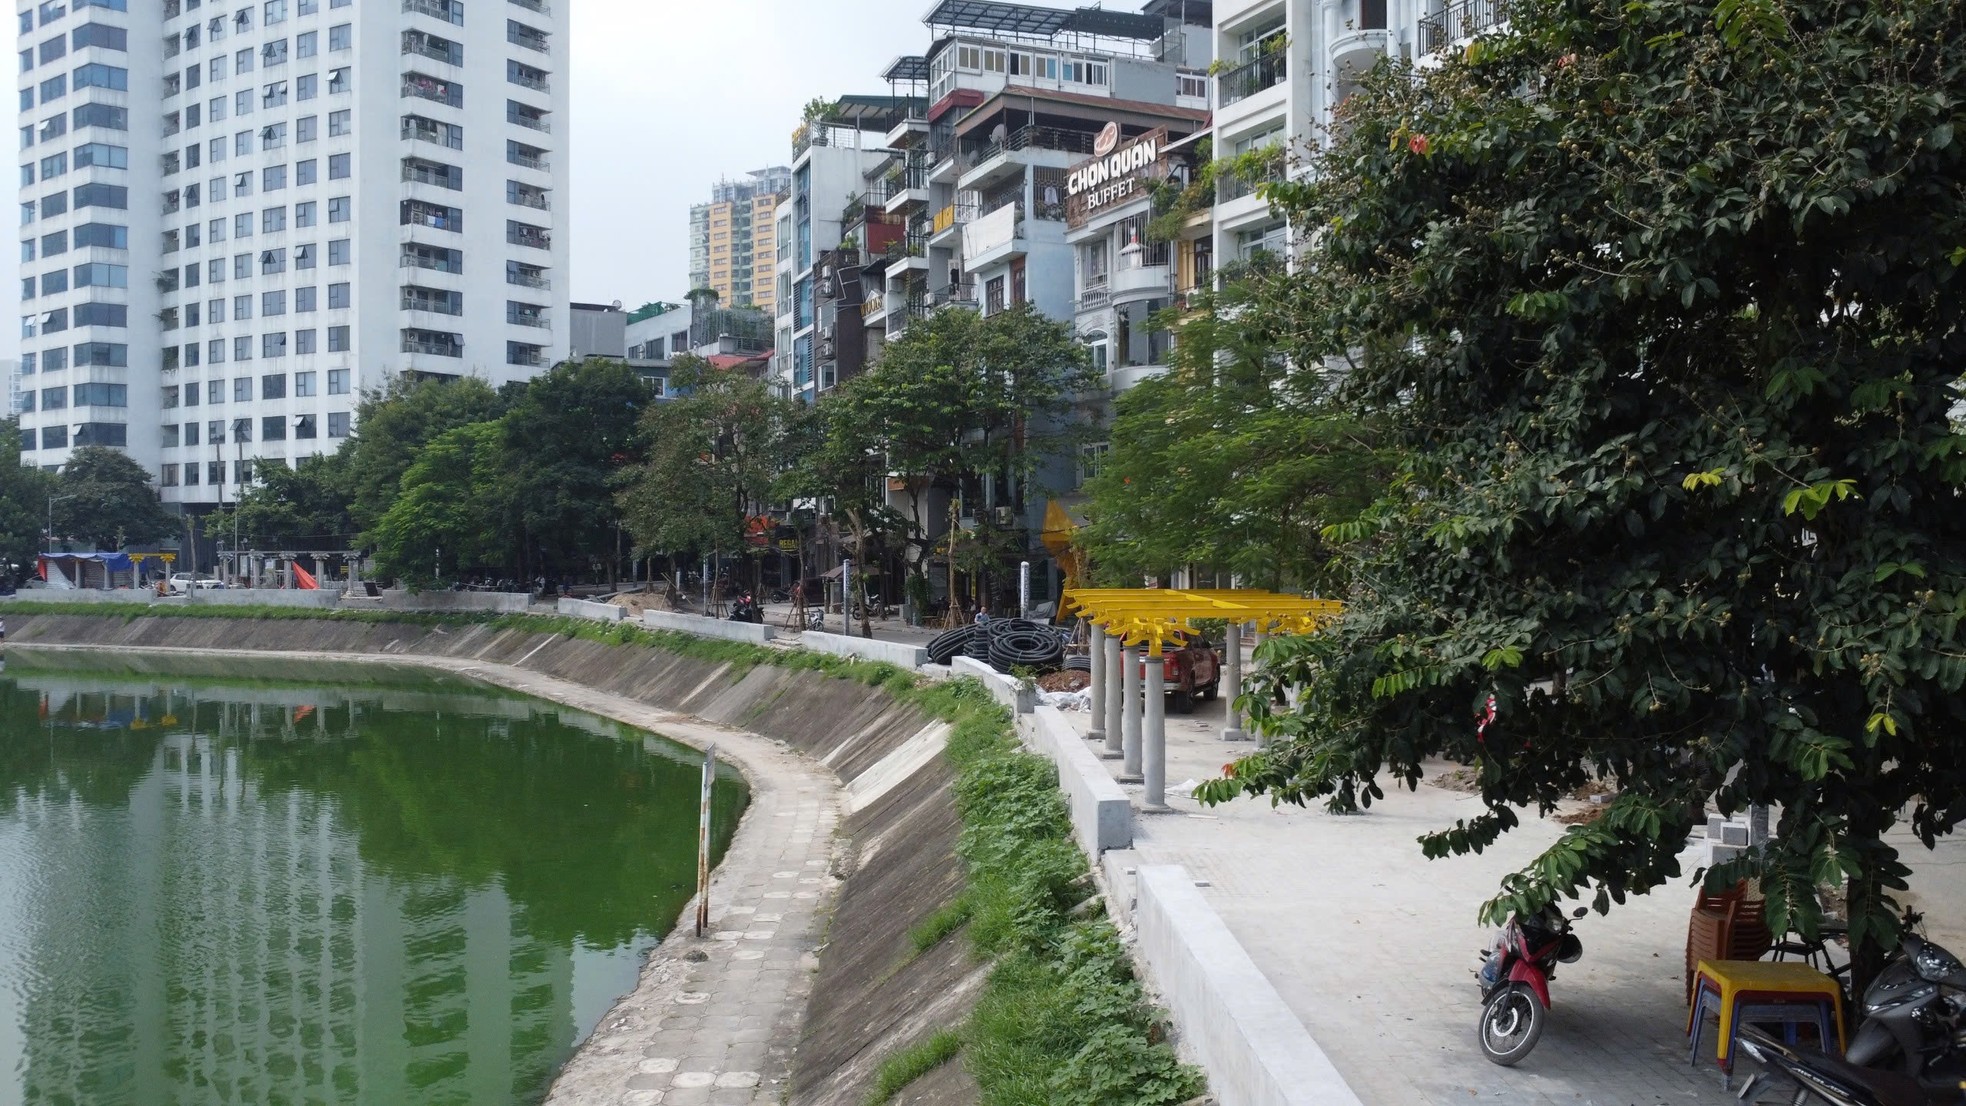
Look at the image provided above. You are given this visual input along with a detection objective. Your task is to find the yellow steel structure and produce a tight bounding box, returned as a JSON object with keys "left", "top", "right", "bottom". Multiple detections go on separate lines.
{"left": 1062, "top": 587, "right": 1344, "bottom": 654}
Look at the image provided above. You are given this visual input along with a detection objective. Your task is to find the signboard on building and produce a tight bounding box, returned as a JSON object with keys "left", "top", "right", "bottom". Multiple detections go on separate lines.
{"left": 1065, "top": 127, "right": 1171, "bottom": 229}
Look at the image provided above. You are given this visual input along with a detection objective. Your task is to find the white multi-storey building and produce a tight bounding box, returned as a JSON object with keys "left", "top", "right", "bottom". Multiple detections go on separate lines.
{"left": 14, "top": 0, "right": 569, "bottom": 513}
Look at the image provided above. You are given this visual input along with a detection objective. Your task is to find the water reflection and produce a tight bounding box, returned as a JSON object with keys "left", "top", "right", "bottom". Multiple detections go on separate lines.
{"left": 0, "top": 657, "right": 745, "bottom": 1106}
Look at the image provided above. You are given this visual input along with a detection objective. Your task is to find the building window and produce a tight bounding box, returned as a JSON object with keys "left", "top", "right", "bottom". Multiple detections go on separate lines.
{"left": 327, "top": 326, "right": 348, "bottom": 352}
{"left": 327, "top": 367, "right": 348, "bottom": 393}
{"left": 262, "top": 415, "right": 287, "bottom": 441}
{"left": 327, "top": 411, "right": 349, "bottom": 437}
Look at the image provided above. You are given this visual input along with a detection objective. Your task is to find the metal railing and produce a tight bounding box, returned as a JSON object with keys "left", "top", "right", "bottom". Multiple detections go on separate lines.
{"left": 402, "top": 336, "right": 463, "bottom": 356}
{"left": 506, "top": 270, "right": 550, "bottom": 289}
{"left": 1219, "top": 150, "right": 1286, "bottom": 202}
{"left": 507, "top": 110, "right": 550, "bottom": 132}
{"left": 959, "top": 126, "right": 1097, "bottom": 174}
{"left": 507, "top": 27, "right": 549, "bottom": 52}
{"left": 1219, "top": 53, "right": 1287, "bottom": 106}
{"left": 506, "top": 228, "right": 551, "bottom": 249}
{"left": 928, "top": 282, "right": 976, "bottom": 309}
{"left": 1419, "top": 0, "right": 1509, "bottom": 54}
{"left": 508, "top": 149, "right": 548, "bottom": 170}
{"left": 509, "top": 71, "right": 548, "bottom": 92}
{"left": 509, "top": 0, "right": 549, "bottom": 11}
{"left": 932, "top": 203, "right": 977, "bottom": 235}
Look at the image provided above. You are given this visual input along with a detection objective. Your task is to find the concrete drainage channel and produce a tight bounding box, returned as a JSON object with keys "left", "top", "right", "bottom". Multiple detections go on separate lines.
{"left": 1, "top": 601, "right": 1363, "bottom": 1106}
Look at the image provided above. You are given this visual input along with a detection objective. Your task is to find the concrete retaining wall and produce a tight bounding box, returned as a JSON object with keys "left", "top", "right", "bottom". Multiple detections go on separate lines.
{"left": 3, "top": 589, "right": 152, "bottom": 605}
{"left": 800, "top": 630, "right": 928, "bottom": 669}
{"left": 641, "top": 610, "right": 774, "bottom": 644}
{"left": 949, "top": 656, "right": 1034, "bottom": 713}
{"left": 1016, "top": 705, "right": 1132, "bottom": 855}
{"left": 1134, "top": 865, "right": 1363, "bottom": 1106}
{"left": 188, "top": 589, "right": 342, "bottom": 609}
{"left": 376, "top": 590, "right": 532, "bottom": 613}
{"left": 557, "top": 597, "right": 625, "bottom": 622}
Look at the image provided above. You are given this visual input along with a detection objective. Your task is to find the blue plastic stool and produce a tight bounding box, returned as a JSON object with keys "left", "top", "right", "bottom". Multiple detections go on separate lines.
{"left": 1687, "top": 986, "right": 1838, "bottom": 1089}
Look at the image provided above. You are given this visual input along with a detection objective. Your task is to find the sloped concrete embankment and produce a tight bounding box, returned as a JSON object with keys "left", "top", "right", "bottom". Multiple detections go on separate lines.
{"left": 8, "top": 613, "right": 981, "bottom": 1106}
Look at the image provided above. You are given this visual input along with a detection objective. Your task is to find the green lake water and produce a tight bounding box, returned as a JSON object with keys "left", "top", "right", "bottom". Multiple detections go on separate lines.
{"left": 0, "top": 654, "right": 747, "bottom": 1106}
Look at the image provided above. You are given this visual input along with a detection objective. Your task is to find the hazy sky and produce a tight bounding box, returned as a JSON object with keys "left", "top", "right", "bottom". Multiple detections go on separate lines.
{"left": 569, "top": 0, "right": 937, "bottom": 309}
{"left": 3, "top": 1, "right": 938, "bottom": 361}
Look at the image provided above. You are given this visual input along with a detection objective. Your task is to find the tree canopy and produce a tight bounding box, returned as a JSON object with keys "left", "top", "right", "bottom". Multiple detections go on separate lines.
{"left": 1197, "top": 0, "right": 1966, "bottom": 978}
{"left": 51, "top": 446, "right": 174, "bottom": 551}
{"left": 370, "top": 421, "right": 508, "bottom": 585}
{"left": 617, "top": 355, "right": 795, "bottom": 568}
{"left": 1078, "top": 287, "right": 1390, "bottom": 591}
{"left": 0, "top": 419, "right": 52, "bottom": 580}
{"left": 499, "top": 358, "right": 651, "bottom": 575}
{"left": 342, "top": 376, "right": 506, "bottom": 535}
{"left": 225, "top": 453, "right": 354, "bottom": 550}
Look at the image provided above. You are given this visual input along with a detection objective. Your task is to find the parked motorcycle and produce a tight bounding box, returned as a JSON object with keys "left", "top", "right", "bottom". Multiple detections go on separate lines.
{"left": 1475, "top": 903, "right": 1587, "bottom": 1065}
{"left": 1845, "top": 929, "right": 1966, "bottom": 1079}
{"left": 1737, "top": 1027, "right": 1966, "bottom": 1106}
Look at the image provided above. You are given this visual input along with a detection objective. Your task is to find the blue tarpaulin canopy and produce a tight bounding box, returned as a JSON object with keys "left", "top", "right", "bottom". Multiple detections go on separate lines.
{"left": 41, "top": 552, "right": 136, "bottom": 572}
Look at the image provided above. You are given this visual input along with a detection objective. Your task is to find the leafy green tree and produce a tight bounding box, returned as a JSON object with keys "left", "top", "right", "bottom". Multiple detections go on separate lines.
{"left": 618, "top": 355, "right": 796, "bottom": 574}
{"left": 224, "top": 453, "right": 355, "bottom": 549}
{"left": 0, "top": 419, "right": 53, "bottom": 582}
{"left": 1197, "top": 0, "right": 1966, "bottom": 987}
{"left": 500, "top": 358, "right": 653, "bottom": 578}
{"left": 1079, "top": 286, "right": 1390, "bottom": 592}
{"left": 822, "top": 304, "right": 1098, "bottom": 583}
{"left": 51, "top": 446, "right": 174, "bottom": 550}
{"left": 343, "top": 376, "right": 505, "bottom": 535}
{"left": 369, "top": 421, "right": 508, "bottom": 586}
{"left": 0, "top": 420, "right": 54, "bottom": 585}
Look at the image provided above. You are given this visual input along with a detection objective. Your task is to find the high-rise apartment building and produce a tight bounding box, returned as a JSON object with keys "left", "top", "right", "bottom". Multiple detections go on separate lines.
{"left": 13, "top": 0, "right": 570, "bottom": 514}
{"left": 686, "top": 166, "right": 788, "bottom": 314}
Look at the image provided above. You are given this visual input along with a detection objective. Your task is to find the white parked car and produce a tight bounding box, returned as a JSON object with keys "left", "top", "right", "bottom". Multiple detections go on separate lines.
{"left": 168, "top": 573, "right": 226, "bottom": 590}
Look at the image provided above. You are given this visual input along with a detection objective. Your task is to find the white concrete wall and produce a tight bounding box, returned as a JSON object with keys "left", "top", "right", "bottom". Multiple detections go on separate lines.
{"left": 642, "top": 609, "right": 774, "bottom": 645}
{"left": 375, "top": 590, "right": 529, "bottom": 613}
{"left": 186, "top": 588, "right": 340, "bottom": 608}
{"left": 800, "top": 630, "right": 927, "bottom": 669}
{"left": 1134, "top": 865, "right": 1365, "bottom": 1106}
{"left": 556, "top": 597, "right": 624, "bottom": 622}
{"left": 3, "top": 589, "right": 156, "bottom": 605}
{"left": 1016, "top": 705, "right": 1132, "bottom": 855}
{"left": 950, "top": 655, "right": 1034, "bottom": 713}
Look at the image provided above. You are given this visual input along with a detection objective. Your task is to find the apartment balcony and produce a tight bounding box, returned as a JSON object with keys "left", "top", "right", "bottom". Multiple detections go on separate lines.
{"left": 958, "top": 126, "right": 1097, "bottom": 190}
{"left": 506, "top": 267, "right": 550, "bottom": 290}
{"left": 402, "top": 329, "right": 464, "bottom": 357}
{"left": 927, "top": 281, "right": 976, "bottom": 313}
{"left": 506, "top": 305, "right": 550, "bottom": 328}
{"left": 507, "top": 26, "right": 550, "bottom": 53}
{"left": 507, "top": 226, "right": 552, "bottom": 250}
{"left": 860, "top": 294, "right": 890, "bottom": 326}
{"left": 507, "top": 108, "right": 551, "bottom": 133}
{"left": 509, "top": 0, "right": 550, "bottom": 12}
{"left": 884, "top": 113, "right": 929, "bottom": 150}
{"left": 882, "top": 167, "right": 929, "bottom": 216}
{"left": 1331, "top": 0, "right": 1391, "bottom": 76}
{"left": 403, "top": 74, "right": 463, "bottom": 107}
{"left": 402, "top": 118, "right": 463, "bottom": 149}
{"left": 508, "top": 70, "right": 549, "bottom": 93}
{"left": 400, "top": 248, "right": 464, "bottom": 275}
{"left": 400, "top": 293, "right": 465, "bottom": 316}
{"left": 1219, "top": 53, "right": 1287, "bottom": 107}
{"left": 1109, "top": 259, "right": 1174, "bottom": 302}
{"left": 507, "top": 185, "right": 549, "bottom": 210}
{"left": 1419, "top": 0, "right": 1510, "bottom": 54}
{"left": 929, "top": 202, "right": 975, "bottom": 248}
{"left": 402, "top": 31, "right": 463, "bottom": 67}
{"left": 404, "top": 0, "right": 465, "bottom": 24}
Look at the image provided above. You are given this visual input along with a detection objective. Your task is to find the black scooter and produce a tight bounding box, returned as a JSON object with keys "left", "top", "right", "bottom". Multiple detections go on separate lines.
{"left": 1737, "top": 1027, "right": 1965, "bottom": 1106}
{"left": 1845, "top": 931, "right": 1966, "bottom": 1080}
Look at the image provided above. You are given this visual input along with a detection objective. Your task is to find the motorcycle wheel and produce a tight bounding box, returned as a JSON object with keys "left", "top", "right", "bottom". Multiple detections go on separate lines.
{"left": 1478, "top": 983, "right": 1545, "bottom": 1066}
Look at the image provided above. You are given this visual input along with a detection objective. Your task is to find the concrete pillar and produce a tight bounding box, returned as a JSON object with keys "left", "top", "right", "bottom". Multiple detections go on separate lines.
{"left": 313, "top": 557, "right": 326, "bottom": 590}
{"left": 1102, "top": 631, "right": 1124, "bottom": 760}
{"left": 1143, "top": 640, "right": 1168, "bottom": 812}
{"left": 1223, "top": 621, "right": 1247, "bottom": 742}
{"left": 1120, "top": 642, "right": 1143, "bottom": 783}
{"left": 1087, "top": 621, "right": 1107, "bottom": 745}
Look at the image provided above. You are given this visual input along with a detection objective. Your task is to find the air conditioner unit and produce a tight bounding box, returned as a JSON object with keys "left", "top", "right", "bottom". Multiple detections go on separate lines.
{"left": 993, "top": 506, "right": 1015, "bottom": 527}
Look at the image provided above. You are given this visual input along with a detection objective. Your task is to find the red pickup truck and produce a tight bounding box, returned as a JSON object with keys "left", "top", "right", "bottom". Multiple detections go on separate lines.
{"left": 1143, "top": 631, "right": 1221, "bottom": 713}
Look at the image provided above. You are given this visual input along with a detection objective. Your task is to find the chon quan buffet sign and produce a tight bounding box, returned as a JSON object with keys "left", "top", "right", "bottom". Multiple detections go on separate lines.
{"left": 1065, "top": 125, "right": 1170, "bottom": 229}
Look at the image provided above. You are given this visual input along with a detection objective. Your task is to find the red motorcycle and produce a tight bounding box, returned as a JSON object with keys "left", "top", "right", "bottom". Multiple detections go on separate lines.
{"left": 1476, "top": 903, "right": 1587, "bottom": 1065}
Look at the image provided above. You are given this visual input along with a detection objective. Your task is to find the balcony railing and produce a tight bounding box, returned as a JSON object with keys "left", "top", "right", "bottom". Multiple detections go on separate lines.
{"left": 508, "top": 149, "right": 548, "bottom": 170}
{"left": 507, "top": 270, "right": 550, "bottom": 289}
{"left": 509, "top": 71, "right": 548, "bottom": 92}
{"left": 507, "top": 27, "right": 549, "bottom": 53}
{"left": 506, "top": 309, "right": 549, "bottom": 328}
{"left": 1419, "top": 0, "right": 1509, "bottom": 54}
{"left": 932, "top": 203, "right": 977, "bottom": 235}
{"left": 402, "top": 335, "right": 463, "bottom": 356}
{"left": 401, "top": 250, "right": 463, "bottom": 273}
{"left": 1219, "top": 149, "right": 1286, "bottom": 202}
{"left": 509, "top": 0, "right": 549, "bottom": 11}
{"left": 959, "top": 126, "right": 1098, "bottom": 174}
{"left": 404, "top": 0, "right": 463, "bottom": 24}
{"left": 1219, "top": 52, "right": 1287, "bottom": 106}
{"left": 507, "top": 110, "right": 550, "bottom": 132}
{"left": 402, "top": 121, "right": 463, "bottom": 149}
{"left": 928, "top": 282, "right": 975, "bottom": 310}
{"left": 507, "top": 189, "right": 549, "bottom": 210}
{"left": 507, "top": 228, "right": 551, "bottom": 249}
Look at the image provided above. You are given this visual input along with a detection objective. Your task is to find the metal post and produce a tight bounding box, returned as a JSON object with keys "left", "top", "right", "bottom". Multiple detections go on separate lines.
{"left": 1018, "top": 560, "right": 1030, "bottom": 620}
{"left": 841, "top": 557, "right": 853, "bottom": 635}
{"left": 701, "top": 558, "right": 710, "bottom": 614}
{"left": 1103, "top": 631, "right": 1124, "bottom": 759}
{"left": 1087, "top": 620, "right": 1107, "bottom": 745}
{"left": 1143, "top": 639, "right": 1168, "bottom": 811}
{"left": 695, "top": 744, "right": 716, "bottom": 937}
{"left": 1223, "top": 621, "right": 1247, "bottom": 742}
{"left": 1120, "top": 642, "right": 1143, "bottom": 782}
